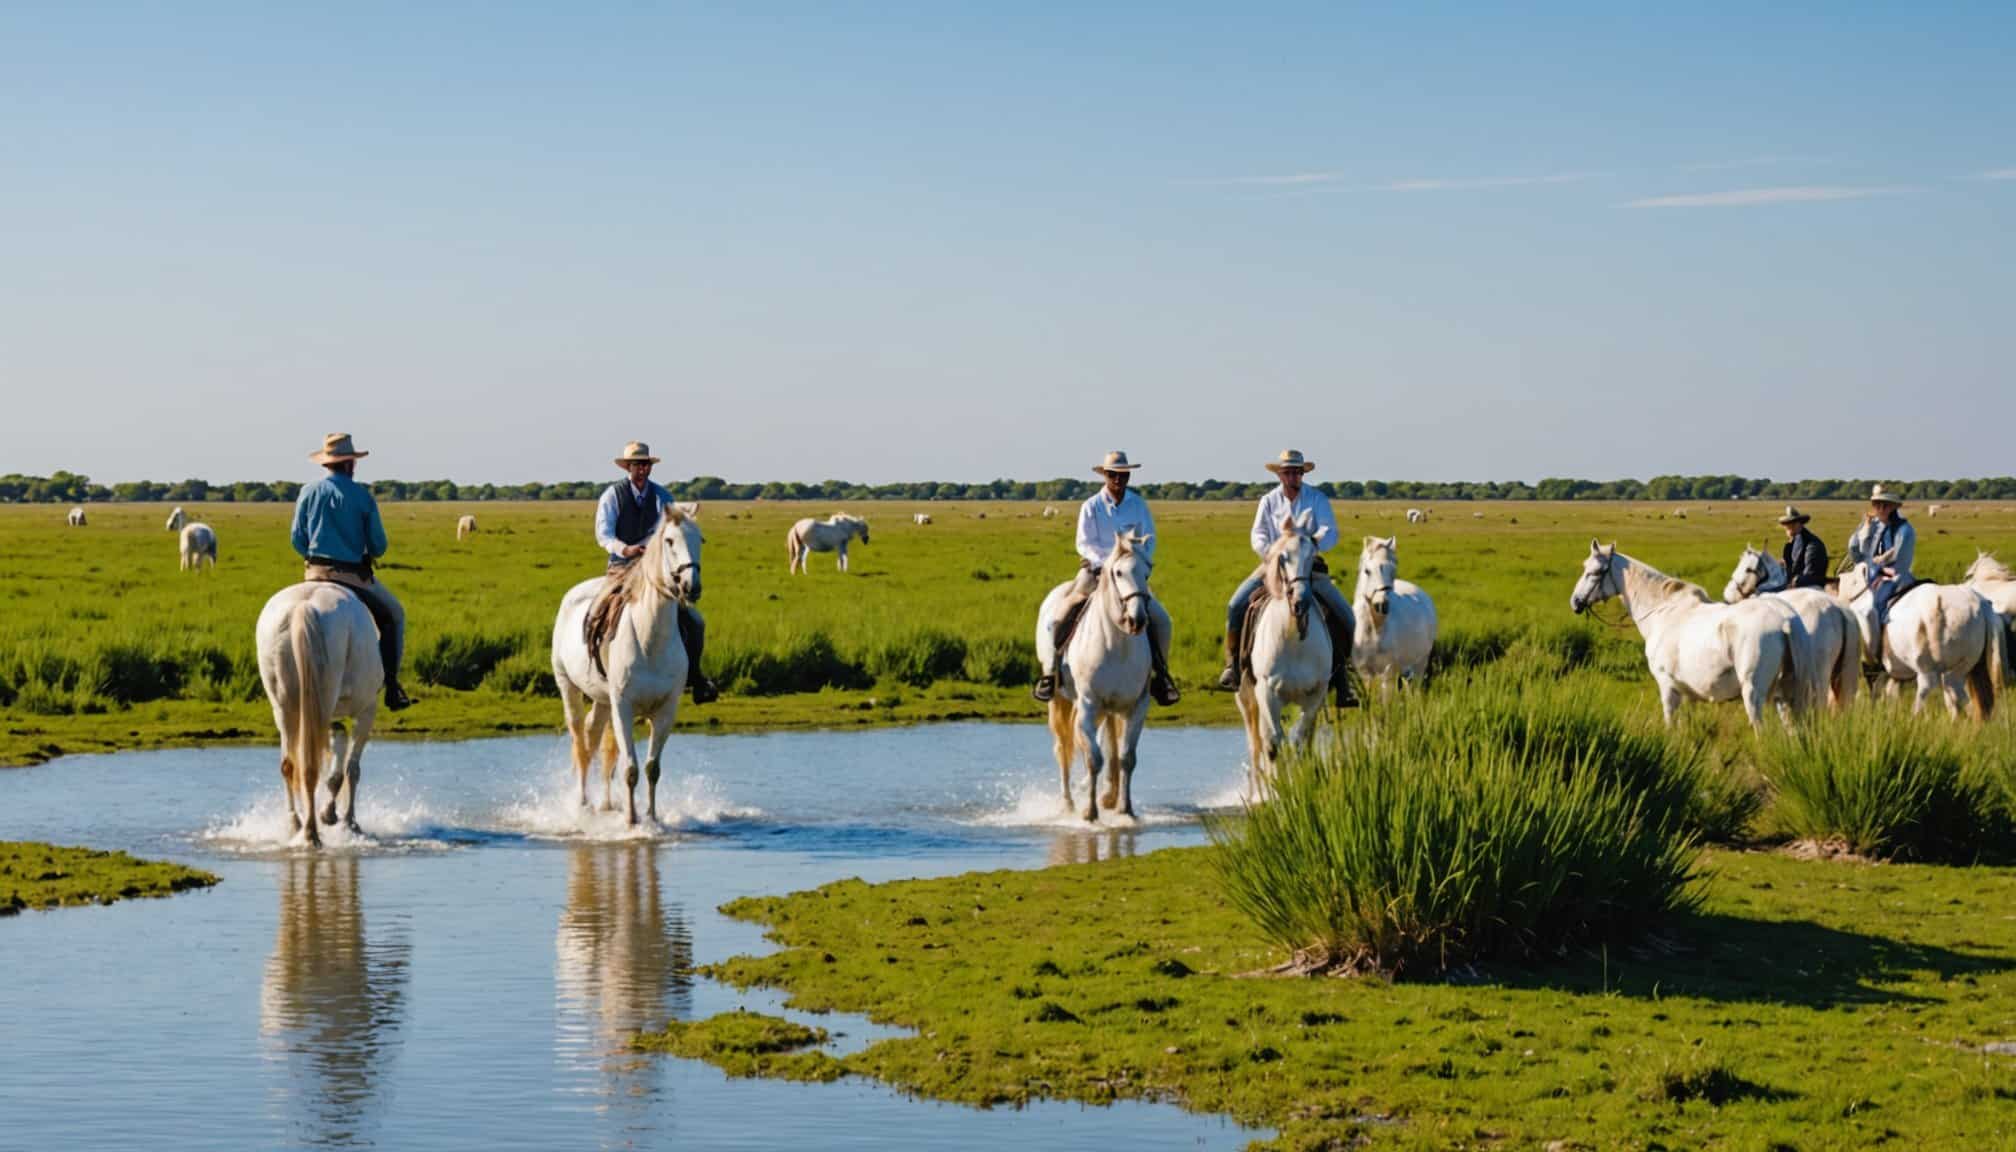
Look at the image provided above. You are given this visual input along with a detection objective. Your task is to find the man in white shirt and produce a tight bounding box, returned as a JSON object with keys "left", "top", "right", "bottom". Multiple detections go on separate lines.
{"left": 1032, "top": 451, "right": 1179, "bottom": 706}
{"left": 588, "top": 440, "right": 717, "bottom": 703}
{"left": 1217, "top": 450, "right": 1356, "bottom": 704}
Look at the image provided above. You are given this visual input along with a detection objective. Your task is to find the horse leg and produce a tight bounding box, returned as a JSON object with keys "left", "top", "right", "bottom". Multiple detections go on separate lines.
{"left": 584, "top": 703, "right": 614, "bottom": 812}
{"left": 1943, "top": 671, "right": 1967, "bottom": 719}
{"left": 1049, "top": 697, "right": 1077, "bottom": 816}
{"left": 1289, "top": 690, "right": 1320, "bottom": 752}
{"left": 611, "top": 698, "right": 642, "bottom": 825}
{"left": 1098, "top": 712, "right": 1122, "bottom": 811}
{"left": 1256, "top": 685, "right": 1287, "bottom": 771}
{"left": 838, "top": 543, "right": 848, "bottom": 573}
{"left": 322, "top": 722, "right": 349, "bottom": 826}
{"left": 558, "top": 677, "right": 592, "bottom": 808}
{"left": 341, "top": 706, "right": 377, "bottom": 834}
{"left": 1658, "top": 682, "right": 1683, "bottom": 728}
{"left": 1236, "top": 683, "right": 1263, "bottom": 800}
{"left": 642, "top": 706, "right": 676, "bottom": 824}
{"left": 1075, "top": 706, "right": 1104, "bottom": 823}
{"left": 272, "top": 700, "right": 302, "bottom": 833}
{"left": 1113, "top": 698, "right": 1147, "bottom": 820}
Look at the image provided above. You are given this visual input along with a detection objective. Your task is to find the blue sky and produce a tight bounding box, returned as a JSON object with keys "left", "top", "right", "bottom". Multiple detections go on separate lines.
{"left": 2, "top": 2, "right": 2010, "bottom": 483}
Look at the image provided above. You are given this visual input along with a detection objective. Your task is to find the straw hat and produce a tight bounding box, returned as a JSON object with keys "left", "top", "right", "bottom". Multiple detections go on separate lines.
{"left": 614, "top": 441, "right": 661, "bottom": 467}
{"left": 1776, "top": 505, "right": 1811, "bottom": 525}
{"left": 1868, "top": 484, "right": 1905, "bottom": 506}
{"left": 1264, "top": 448, "right": 1314, "bottom": 474}
{"left": 310, "top": 433, "right": 368, "bottom": 464}
{"left": 1093, "top": 450, "right": 1140, "bottom": 475}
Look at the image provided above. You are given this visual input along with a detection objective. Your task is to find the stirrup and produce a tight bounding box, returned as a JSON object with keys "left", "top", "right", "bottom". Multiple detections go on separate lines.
{"left": 384, "top": 683, "right": 415, "bottom": 712}
{"left": 689, "top": 677, "right": 719, "bottom": 705}
{"left": 1151, "top": 673, "right": 1181, "bottom": 707}
{"left": 1031, "top": 674, "right": 1057, "bottom": 703}
{"left": 1217, "top": 664, "right": 1240, "bottom": 691}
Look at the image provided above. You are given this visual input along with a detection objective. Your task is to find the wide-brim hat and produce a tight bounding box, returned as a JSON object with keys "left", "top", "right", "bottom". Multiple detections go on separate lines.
{"left": 1264, "top": 448, "right": 1314, "bottom": 474}
{"left": 615, "top": 441, "right": 661, "bottom": 467}
{"left": 1868, "top": 484, "right": 1905, "bottom": 506}
{"left": 1777, "top": 505, "right": 1811, "bottom": 525}
{"left": 310, "top": 433, "right": 368, "bottom": 464}
{"left": 1093, "top": 450, "right": 1140, "bottom": 475}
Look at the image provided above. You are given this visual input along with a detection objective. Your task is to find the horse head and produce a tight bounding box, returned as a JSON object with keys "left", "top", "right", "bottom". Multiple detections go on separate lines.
{"left": 661, "top": 508, "right": 704, "bottom": 601}
{"left": 1723, "top": 544, "right": 1766, "bottom": 603}
{"left": 1269, "top": 513, "right": 1317, "bottom": 637}
{"left": 844, "top": 514, "right": 869, "bottom": 545}
{"left": 1108, "top": 531, "right": 1153, "bottom": 636}
{"left": 1570, "top": 539, "right": 1620, "bottom": 615}
{"left": 1359, "top": 535, "right": 1399, "bottom": 618}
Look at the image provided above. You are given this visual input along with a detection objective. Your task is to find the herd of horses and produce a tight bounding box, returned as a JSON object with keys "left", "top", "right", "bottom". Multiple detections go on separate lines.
{"left": 151, "top": 501, "right": 2006, "bottom": 845}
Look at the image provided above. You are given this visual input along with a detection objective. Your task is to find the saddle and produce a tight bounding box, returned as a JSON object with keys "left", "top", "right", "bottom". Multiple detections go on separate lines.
{"left": 584, "top": 579, "right": 630, "bottom": 679}
{"left": 1237, "top": 585, "right": 1343, "bottom": 686}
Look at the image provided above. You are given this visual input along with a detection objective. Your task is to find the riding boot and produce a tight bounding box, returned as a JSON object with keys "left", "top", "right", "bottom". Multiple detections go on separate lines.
{"left": 1148, "top": 628, "right": 1181, "bottom": 707}
{"left": 678, "top": 605, "right": 719, "bottom": 704}
{"left": 363, "top": 593, "right": 413, "bottom": 712}
{"left": 1217, "top": 624, "right": 1241, "bottom": 690}
{"left": 1323, "top": 609, "right": 1359, "bottom": 708}
{"left": 1032, "top": 598, "right": 1089, "bottom": 703}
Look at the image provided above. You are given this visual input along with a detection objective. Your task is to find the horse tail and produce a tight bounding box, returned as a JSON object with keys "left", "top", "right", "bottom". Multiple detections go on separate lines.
{"left": 1921, "top": 595, "right": 1946, "bottom": 672}
{"left": 1970, "top": 608, "right": 2003, "bottom": 721}
{"left": 287, "top": 601, "right": 330, "bottom": 818}
{"left": 1768, "top": 616, "right": 1804, "bottom": 715}
{"left": 786, "top": 524, "right": 804, "bottom": 569}
{"left": 1830, "top": 607, "right": 1860, "bottom": 709}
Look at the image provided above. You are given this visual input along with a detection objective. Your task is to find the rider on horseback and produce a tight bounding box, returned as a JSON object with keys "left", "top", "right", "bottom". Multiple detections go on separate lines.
{"left": 1031, "top": 451, "right": 1180, "bottom": 706}
{"left": 291, "top": 433, "right": 413, "bottom": 711}
{"left": 1218, "top": 449, "right": 1357, "bottom": 704}
{"left": 1844, "top": 484, "right": 1915, "bottom": 657}
{"left": 592, "top": 441, "right": 718, "bottom": 703}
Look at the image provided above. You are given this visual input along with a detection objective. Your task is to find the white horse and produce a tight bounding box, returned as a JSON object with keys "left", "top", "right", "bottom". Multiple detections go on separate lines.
{"left": 66, "top": 506, "right": 86, "bottom": 526}
{"left": 1043, "top": 506, "right": 1059, "bottom": 519}
{"left": 1035, "top": 530, "right": 1168, "bottom": 823}
{"left": 551, "top": 510, "right": 703, "bottom": 824}
{"left": 256, "top": 583, "right": 384, "bottom": 845}
{"left": 456, "top": 514, "right": 477, "bottom": 540}
{"left": 1966, "top": 552, "right": 2016, "bottom": 623}
{"left": 1405, "top": 508, "right": 1427, "bottom": 524}
{"left": 1570, "top": 541, "right": 1809, "bottom": 729}
{"left": 180, "top": 522, "right": 218, "bottom": 571}
{"left": 165, "top": 506, "right": 185, "bottom": 531}
{"left": 1235, "top": 512, "right": 1332, "bottom": 795}
{"left": 1352, "top": 536, "right": 1438, "bottom": 696}
{"left": 786, "top": 513, "right": 868, "bottom": 573}
{"left": 1928, "top": 504, "right": 1944, "bottom": 519}
{"left": 913, "top": 513, "right": 932, "bottom": 525}
{"left": 1721, "top": 546, "right": 1860, "bottom": 709}
{"left": 1837, "top": 563, "right": 2002, "bottom": 719}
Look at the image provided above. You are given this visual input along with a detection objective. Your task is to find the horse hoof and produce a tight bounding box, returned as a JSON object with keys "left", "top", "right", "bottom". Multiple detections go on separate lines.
{"left": 344, "top": 819, "right": 362, "bottom": 836}
{"left": 320, "top": 806, "right": 339, "bottom": 826}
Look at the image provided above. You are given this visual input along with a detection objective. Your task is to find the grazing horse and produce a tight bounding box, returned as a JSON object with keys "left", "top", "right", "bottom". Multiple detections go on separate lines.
{"left": 913, "top": 513, "right": 932, "bottom": 525}
{"left": 1043, "top": 506, "right": 1059, "bottom": 519}
{"left": 1722, "top": 546, "right": 1860, "bottom": 709}
{"left": 1035, "top": 530, "right": 1166, "bottom": 822}
{"left": 456, "top": 515, "right": 477, "bottom": 540}
{"left": 1837, "top": 563, "right": 2003, "bottom": 719}
{"left": 551, "top": 510, "right": 703, "bottom": 824}
{"left": 786, "top": 513, "right": 868, "bottom": 573}
{"left": 165, "top": 506, "right": 186, "bottom": 532}
{"left": 1405, "top": 507, "right": 1427, "bottom": 525}
{"left": 1570, "top": 541, "right": 1808, "bottom": 729}
{"left": 1235, "top": 512, "right": 1332, "bottom": 794}
{"left": 256, "top": 583, "right": 384, "bottom": 845}
{"left": 1352, "top": 536, "right": 1438, "bottom": 696}
{"left": 180, "top": 522, "right": 218, "bottom": 571}
{"left": 66, "top": 507, "right": 86, "bottom": 527}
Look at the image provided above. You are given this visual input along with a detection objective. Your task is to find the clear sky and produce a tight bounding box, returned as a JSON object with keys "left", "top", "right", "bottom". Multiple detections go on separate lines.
{"left": 2, "top": 2, "right": 2010, "bottom": 484}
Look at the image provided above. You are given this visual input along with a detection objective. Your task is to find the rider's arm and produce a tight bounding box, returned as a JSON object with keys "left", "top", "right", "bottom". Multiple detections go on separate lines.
{"left": 289, "top": 486, "right": 313, "bottom": 559}
{"left": 1309, "top": 490, "right": 1339, "bottom": 552}
{"left": 1133, "top": 497, "right": 1158, "bottom": 564}
{"left": 1887, "top": 523, "right": 1915, "bottom": 577}
{"left": 365, "top": 491, "right": 389, "bottom": 559}
{"left": 1248, "top": 496, "right": 1271, "bottom": 558}
{"left": 1074, "top": 500, "right": 1103, "bottom": 566}
{"left": 594, "top": 487, "right": 624, "bottom": 556}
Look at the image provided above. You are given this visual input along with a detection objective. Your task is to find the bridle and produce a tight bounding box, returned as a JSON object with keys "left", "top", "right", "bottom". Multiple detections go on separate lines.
{"left": 1573, "top": 549, "right": 1635, "bottom": 631}
{"left": 1104, "top": 559, "right": 1152, "bottom": 633}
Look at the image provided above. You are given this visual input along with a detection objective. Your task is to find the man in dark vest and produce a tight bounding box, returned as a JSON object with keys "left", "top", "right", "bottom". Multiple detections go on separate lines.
{"left": 1777, "top": 505, "right": 1828, "bottom": 589}
{"left": 591, "top": 441, "right": 718, "bottom": 703}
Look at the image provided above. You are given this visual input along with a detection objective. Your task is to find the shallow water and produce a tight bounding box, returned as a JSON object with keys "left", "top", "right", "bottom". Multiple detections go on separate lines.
{"left": 0, "top": 723, "right": 1264, "bottom": 1150}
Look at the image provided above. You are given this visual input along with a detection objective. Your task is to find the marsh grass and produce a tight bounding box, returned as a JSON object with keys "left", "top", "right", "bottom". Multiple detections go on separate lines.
{"left": 1209, "top": 674, "right": 1705, "bottom": 976}
{"left": 1757, "top": 705, "right": 2015, "bottom": 861}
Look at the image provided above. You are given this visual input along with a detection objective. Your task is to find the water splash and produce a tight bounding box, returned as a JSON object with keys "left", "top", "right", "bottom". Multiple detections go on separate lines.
{"left": 498, "top": 772, "right": 763, "bottom": 841}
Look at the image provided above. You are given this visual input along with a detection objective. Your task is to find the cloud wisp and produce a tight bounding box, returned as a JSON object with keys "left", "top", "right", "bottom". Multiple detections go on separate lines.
{"left": 1626, "top": 185, "right": 1911, "bottom": 208}
{"left": 1177, "top": 170, "right": 1599, "bottom": 192}
{"left": 1976, "top": 168, "right": 2016, "bottom": 181}
{"left": 1674, "top": 154, "right": 1834, "bottom": 172}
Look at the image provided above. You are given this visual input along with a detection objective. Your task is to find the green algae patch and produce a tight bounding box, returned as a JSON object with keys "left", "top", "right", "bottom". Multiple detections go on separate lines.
{"left": 631, "top": 1011, "right": 843, "bottom": 1081}
{"left": 685, "top": 846, "right": 2016, "bottom": 1151}
{"left": 0, "top": 841, "right": 217, "bottom": 915}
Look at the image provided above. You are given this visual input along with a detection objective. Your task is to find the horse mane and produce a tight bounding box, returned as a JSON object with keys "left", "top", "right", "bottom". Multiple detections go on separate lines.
{"left": 1972, "top": 552, "right": 2014, "bottom": 582}
{"left": 831, "top": 512, "right": 862, "bottom": 526}
{"left": 1615, "top": 550, "right": 1710, "bottom": 605}
{"left": 614, "top": 512, "right": 686, "bottom": 602}
{"left": 1261, "top": 528, "right": 1298, "bottom": 600}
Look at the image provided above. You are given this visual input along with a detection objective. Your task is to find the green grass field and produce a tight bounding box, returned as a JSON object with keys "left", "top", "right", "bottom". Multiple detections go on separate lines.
{"left": 4, "top": 497, "right": 2014, "bottom": 766}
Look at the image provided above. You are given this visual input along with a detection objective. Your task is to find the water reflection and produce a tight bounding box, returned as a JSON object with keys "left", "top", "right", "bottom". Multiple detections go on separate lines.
{"left": 260, "top": 856, "right": 411, "bottom": 1148}
{"left": 1045, "top": 828, "right": 1141, "bottom": 867}
{"left": 554, "top": 842, "right": 694, "bottom": 1127}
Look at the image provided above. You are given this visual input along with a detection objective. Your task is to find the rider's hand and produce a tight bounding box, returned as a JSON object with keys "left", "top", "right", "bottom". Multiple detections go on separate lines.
{"left": 623, "top": 544, "right": 646, "bottom": 558}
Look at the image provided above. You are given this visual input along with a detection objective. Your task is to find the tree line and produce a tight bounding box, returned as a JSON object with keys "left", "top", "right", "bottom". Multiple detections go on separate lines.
{"left": 8, "top": 470, "right": 2016, "bottom": 505}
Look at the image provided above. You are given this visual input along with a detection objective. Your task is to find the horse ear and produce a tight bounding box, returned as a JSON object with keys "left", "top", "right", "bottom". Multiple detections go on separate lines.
{"left": 1280, "top": 515, "right": 1295, "bottom": 536}
{"left": 1365, "top": 534, "right": 1380, "bottom": 550}
{"left": 1590, "top": 537, "right": 1602, "bottom": 554}
{"left": 1384, "top": 535, "right": 1396, "bottom": 550}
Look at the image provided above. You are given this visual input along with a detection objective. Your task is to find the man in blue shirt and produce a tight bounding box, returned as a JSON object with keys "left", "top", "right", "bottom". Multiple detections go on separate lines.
{"left": 589, "top": 441, "right": 717, "bottom": 703}
{"left": 291, "top": 433, "right": 412, "bottom": 711}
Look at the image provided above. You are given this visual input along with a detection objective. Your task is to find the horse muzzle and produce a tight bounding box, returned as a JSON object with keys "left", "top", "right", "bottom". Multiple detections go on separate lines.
{"left": 1370, "top": 592, "right": 1391, "bottom": 618}
{"left": 682, "top": 573, "right": 702, "bottom": 602}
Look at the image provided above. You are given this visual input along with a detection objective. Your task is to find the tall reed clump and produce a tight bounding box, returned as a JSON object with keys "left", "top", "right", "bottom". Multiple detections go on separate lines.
{"left": 1756, "top": 706, "right": 2014, "bottom": 861}
{"left": 1209, "top": 674, "right": 1705, "bottom": 977}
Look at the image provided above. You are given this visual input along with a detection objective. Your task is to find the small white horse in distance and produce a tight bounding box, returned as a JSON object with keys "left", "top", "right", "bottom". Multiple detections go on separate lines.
{"left": 913, "top": 513, "right": 932, "bottom": 525}
{"left": 1043, "top": 506, "right": 1059, "bottom": 519}
{"left": 1570, "top": 541, "right": 1810, "bottom": 729}
{"left": 1671, "top": 508, "right": 1688, "bottom": 520}
{"left": 165, "top": 506, "right": 185, "bottom": 531}
{"left": 1928, "top": 504, "right": 1944, "bottom": 519}
{"left": 1036, "top": 530, "right": 1169, "bottom": 823}
{"left": 551, "top": 510, "right": 704, "bottom": 824}
{"left": 179, "top": 523, "right": 218, "bottom": 572}
{"left": 1837, "top": 562, "right": 2003, "bottom": 719}
{"left": 1236, "top": 512, "right": 1332, "bottom": 795}
{"left": 1722, "top": 546, "right": 1860, "bottom": 709}
{"left": 256, "top": 582, "right": 384, "bottom": 845}
{"left": 1353, "top": 536, "right": 1437, "bottom": 697}
{"left": 456, "top": 515, "right": 477, "bottom": 540}
{"left": 1405, "top": 508, "right": 1428, "bottom": 524}
{"left": 66, "top": 506, "right": 86, "bottom": 527}
{"left": 786, "top": 513, "right": 868, "bottom": 573}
